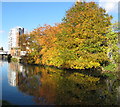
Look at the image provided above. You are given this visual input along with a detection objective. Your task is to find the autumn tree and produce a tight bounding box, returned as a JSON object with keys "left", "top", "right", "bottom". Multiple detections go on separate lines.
{"left": 19, "top": 32, "right": 41, "bottom": 64}
{"left": 55, "top": 1, "right": 113, "bottom": 69}
{"left": 35, "top": 24, "right": 61, "bottom": 66}
{"left": 20, "top": 1, "right": 113, "bottom": 70}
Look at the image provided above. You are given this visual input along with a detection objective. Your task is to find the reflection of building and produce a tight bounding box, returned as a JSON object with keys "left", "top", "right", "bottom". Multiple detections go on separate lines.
{"left": 8, "top": 71, "right": 17, "bottom": 86}
{"left": 8, "top": 63, "right": 25, "bottom": 87}
{"left": 8, "top": 26, "right": 24, "bottom": 56}
{"left": 8, "top": 63, "right": 19, "bottom": 86}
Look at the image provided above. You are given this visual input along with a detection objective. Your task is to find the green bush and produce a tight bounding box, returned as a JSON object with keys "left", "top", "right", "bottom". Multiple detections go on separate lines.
{"left": 11, "top": 58, "right": 18, "bottom": 62}
{"left": 103, "top": 63, "right": 117, "bottom": 72}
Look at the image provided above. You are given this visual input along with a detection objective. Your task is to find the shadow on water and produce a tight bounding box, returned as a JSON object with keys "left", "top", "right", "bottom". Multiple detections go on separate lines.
{"left": 2, "top": 100, "right": 19, "bottom": 107}
{"left": 2, "top": 61, "right": 120, "bottom": 105}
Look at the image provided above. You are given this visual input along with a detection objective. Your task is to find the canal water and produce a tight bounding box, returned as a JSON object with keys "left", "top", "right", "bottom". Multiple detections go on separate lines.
{"left": 1, "top": 61, "right": 120, "bottom": 106}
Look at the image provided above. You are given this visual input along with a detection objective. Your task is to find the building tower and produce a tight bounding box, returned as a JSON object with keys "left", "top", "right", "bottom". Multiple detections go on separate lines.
{"left": 8, "top": 26, "right": 24, "bottom": 56}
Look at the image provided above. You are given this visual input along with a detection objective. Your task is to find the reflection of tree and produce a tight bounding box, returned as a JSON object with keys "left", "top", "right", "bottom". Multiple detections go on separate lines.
{"left": 18, "top": 74, "right": 41, "bottom": 96}
{"left": 17, "top": 66, "right": 57, "bottom": 105}
{"left": 56, "top": 73, "right": 101, "bottom": 105}
{"left": 34, "top": 67, "right": 58, "bottom": 105}
{"left": 111, "top": 79, "right": 120, "bottom": 105}
{"left": 55, "top": 73, "right": 120, "bottom": 105}
{"left": 17, "top": 66, "right": 41, "bottom": 95}
{"left": 9, "top": 63, "right": 120, "bottom": 105}
{"left": 116, "top": 86, "right": 120, "bottom": 105}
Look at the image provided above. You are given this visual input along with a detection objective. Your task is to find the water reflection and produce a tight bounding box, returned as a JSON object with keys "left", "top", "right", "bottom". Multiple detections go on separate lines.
{"left": 5, "top": 62, "right": 120, "bottom": 105}
{"left": 0, "top": 60, "right": 3, "bottom": 67}
{"left": 8, "top": 63, "right": 20, "bottom": 86}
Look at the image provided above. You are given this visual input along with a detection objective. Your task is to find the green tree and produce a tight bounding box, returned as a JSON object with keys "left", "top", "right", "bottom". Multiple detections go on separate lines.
{"left": 55, "top": 1, "right": 113, "bottom": 69}
{"left": 106, "top": 23, "right": 120, "bottom": 64}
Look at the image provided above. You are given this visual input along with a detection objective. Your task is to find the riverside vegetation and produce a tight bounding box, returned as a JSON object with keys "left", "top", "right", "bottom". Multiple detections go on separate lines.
{"left": 1, "top": 2, "right": 120, "bottom": 106}
{"left": 19, "top": 2, "right": 119, "bottom": 75}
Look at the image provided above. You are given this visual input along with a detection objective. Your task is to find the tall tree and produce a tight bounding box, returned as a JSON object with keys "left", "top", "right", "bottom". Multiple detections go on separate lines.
{"left": 55, "top": 1, "right": 113, "bottom": 69}
{"left": 20, "top": 1, "right": 113, "bottom": 70}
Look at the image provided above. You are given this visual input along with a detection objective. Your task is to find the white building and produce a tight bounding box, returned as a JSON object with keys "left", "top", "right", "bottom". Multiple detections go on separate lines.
{"left": 8, "top": 26, "right": 24, "bottom": 50}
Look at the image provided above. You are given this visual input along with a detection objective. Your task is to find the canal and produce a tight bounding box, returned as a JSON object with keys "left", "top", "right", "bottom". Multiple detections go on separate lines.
{"left": 1, "top": 61, "right": 120, "bottom": 106}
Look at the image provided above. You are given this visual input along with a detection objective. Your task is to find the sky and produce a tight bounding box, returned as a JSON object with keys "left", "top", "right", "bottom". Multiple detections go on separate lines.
{"left": 0, "top": 0, "right": 119, "bottom": 51}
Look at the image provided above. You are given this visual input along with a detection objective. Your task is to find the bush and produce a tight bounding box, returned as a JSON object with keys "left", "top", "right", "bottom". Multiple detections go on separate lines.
{"left": 11, "top": 58, "right": 18, "bottom": 62}
{"left": 103, "top": 63, "right": 117, "bottom": 72}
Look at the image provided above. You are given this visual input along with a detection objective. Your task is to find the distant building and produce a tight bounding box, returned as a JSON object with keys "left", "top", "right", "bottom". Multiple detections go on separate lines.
{"left": 8, "top": 26, "right": 24, "bottom": 56}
